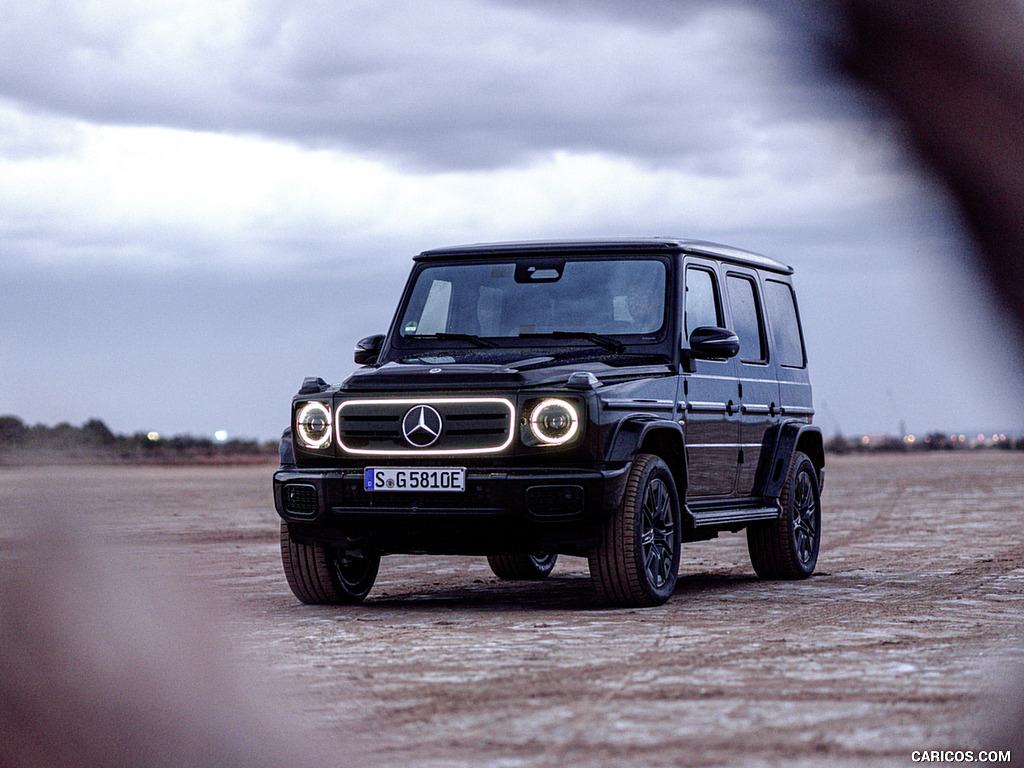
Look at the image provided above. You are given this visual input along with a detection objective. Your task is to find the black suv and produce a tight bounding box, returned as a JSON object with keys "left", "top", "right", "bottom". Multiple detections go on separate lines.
{"left": 273, "top": 239, "right": 823, "bottom": 607}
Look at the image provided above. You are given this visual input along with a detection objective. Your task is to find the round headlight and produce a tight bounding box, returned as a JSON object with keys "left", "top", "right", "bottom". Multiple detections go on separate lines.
{"left": 296, "top": 401, "right": 332, "bottom": 449}
{"left": 529, "top": 399, "right": 579, "bottom": 445}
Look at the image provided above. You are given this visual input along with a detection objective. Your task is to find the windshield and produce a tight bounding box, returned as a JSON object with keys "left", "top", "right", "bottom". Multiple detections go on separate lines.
{"left": 398, "top": 258, "right": 667, "bottom": 343}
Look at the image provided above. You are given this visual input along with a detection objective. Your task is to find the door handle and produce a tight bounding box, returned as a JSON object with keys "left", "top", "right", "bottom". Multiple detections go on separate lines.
{"left": 726, "top": 399, "right": 736, "bottom": 416}
{"left": 769, "top": 402, "right": 777, "bottom": 417}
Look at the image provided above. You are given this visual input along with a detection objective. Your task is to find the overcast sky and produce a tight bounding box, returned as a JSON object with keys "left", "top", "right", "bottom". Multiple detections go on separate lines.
{"left": 2, "top": 0, "right": 1022, "bottom": 442}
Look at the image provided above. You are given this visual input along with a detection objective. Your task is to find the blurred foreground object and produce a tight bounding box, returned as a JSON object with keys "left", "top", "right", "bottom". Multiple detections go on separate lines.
{"left": 838, "top": 0, "right": 1024, "bottom": 339}
{"left": 836, "top": 3, "right": 1024, "bottom": 762}
{"left": 0, "top": 514, "right": 347, "bottom": 768}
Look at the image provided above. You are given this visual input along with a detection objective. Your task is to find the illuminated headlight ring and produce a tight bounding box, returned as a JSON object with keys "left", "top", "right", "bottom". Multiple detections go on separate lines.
{"left": 296, "top": 401, "right": 332, "bottom": 450}
{"left": 529, "top": 398, "right": 580, "bottom": 445}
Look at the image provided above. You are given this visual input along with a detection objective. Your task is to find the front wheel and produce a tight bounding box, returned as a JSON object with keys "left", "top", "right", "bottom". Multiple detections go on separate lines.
{"left": 747, "top": 451, "right": 821, "bottom": 579}
{"left": 588, "top": 454, "right": 681, "bottom": 607}
{"left": 281, "top": 522, "right": 381, "bottom": 604}
{"left": 486, "top": 553, "right": 558, "bottom": 580}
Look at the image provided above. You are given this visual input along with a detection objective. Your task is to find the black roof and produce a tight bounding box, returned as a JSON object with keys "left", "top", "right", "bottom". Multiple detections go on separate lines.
{"left": 416, "top": 238, "right": 793, "bottom": 275}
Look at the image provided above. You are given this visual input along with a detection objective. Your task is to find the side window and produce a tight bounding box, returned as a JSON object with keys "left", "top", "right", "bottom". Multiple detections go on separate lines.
{"left": 765, "top": 279, "right": 807, "bottom": 368}
{"left": 684, "top": 266, "right": 721, "bottom": 338}
{"left": 725, "top": 274, "right": 766, "bottom": 364}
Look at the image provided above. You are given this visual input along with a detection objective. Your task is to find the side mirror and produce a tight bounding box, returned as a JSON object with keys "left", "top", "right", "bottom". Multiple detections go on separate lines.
{"left": 688, "top": 326, "right": 740, "bottom": 360}
{"left": 354, "top": 334, "right": 385, "bottom": 365}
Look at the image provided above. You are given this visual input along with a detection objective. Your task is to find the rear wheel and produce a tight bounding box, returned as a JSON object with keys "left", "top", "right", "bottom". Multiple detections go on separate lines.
{"left": 280, "top": 522, "right": 380, "bottom": 604}
{"left": 588, "top": 454, "right": 681, "bottom": 607}
{"left": 747, "top": 451, "right": 821, "bottom": 579}
{"left": 486, "top": 553, "right": 558, "bottom": 580}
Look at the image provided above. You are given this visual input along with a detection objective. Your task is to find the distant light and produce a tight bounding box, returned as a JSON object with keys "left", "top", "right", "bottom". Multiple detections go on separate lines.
{"left": 959, "top": 435, "right": 966, "bottom": 442}
{"left": 147, "top": 432, "right": 160, "bottom": 441}
{"left": 978, "top": 434, "right": 985, "bottom": 442}
{"left": 215, "top": 430, "right": 228, "bottom": 442}
{"left": 860, "top": 435, "right": 870, "bottom": 445}
{"left": 904, "top": 435, "right": 916, "bottom": 444}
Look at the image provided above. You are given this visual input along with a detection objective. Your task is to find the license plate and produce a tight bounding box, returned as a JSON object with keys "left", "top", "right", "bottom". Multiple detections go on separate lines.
{"left": 364, "top": 467, "right": 466, "bottom": 492}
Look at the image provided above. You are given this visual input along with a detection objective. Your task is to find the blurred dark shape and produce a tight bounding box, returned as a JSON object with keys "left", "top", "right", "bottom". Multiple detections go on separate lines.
{"left": 0, "top": 507, "right": 350, "bottom": 768}
{"left": 997, "top": 673, "right": 1024, "bottom": 766}
{"left": 0, "top": 416, "right": 28, "bottom": 446}
{"left": 832, "top": 2, "right": 1024, "bottom": 762}
{"left": 837, "top": 0, "right": 1024, "bottom": 341}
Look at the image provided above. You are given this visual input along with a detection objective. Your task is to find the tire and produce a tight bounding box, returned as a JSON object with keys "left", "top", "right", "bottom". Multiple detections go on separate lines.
{"left": 487, "top": 552, "right": 558, "bottom": 580}
{"left": 747, "top": 451, "right": 821, "bottom": 579}
{"left": 588, "top": 454, "right": 681, "bottom": 607}
{"left": 280, "top": 521, "right": 381, "bottom": 604}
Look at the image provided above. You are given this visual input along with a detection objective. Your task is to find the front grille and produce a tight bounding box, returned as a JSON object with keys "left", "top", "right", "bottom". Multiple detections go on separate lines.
{"left": 525, "top": 485, "right": 584, "bottom": 519}
{"left": 336, "top": 398, "right": 514, "bottom": 455}
{"left": 282, "top": 483, "right": 319, "bottom": 518}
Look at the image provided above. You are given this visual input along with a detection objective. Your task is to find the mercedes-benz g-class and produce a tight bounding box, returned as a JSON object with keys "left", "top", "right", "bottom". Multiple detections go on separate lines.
{"left": 274, "top": 239, "right": 823, "bottom": 607}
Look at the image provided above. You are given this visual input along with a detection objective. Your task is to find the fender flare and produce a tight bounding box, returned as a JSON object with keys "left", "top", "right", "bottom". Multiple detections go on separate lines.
{"left": 279, "top": 426, "right": 296, "bottom": 468}
{"left": 752, "top": 420, "right": 824, "bottom": 498}
{"left": 604, "top": 417, "right": 685, "bottom": 464}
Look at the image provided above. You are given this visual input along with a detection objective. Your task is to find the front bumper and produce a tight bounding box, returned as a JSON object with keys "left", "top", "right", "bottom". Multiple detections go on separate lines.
{"left": 273, "top": 464, "right": 629, "bottom": 555}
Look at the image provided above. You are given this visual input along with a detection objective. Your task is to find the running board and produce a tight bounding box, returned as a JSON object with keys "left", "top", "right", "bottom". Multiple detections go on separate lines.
{"left": 685, "top": 502, "right": 781, "bottom": 528}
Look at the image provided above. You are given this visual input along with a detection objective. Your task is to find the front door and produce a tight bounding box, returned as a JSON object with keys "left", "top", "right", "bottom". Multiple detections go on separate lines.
{"left": 679, "top": 260, "right": 738, "bottom": 498}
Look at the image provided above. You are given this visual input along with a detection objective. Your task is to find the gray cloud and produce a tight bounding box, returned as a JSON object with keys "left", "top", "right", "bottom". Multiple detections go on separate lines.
{"left": 1, "top": 0, "right": 1021, "bottom": 439}
{"left": 0, "top": 0, "right": 838, "bottom": 170}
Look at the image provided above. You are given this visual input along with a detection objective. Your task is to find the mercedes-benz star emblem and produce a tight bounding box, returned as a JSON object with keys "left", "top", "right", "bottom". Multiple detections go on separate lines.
{"left": 401, "top": 404, "right": 443, "bottom": 448}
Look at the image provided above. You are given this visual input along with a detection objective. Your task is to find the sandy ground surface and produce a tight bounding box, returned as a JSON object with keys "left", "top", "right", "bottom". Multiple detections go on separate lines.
{"left": 1, "top": 452, "right": 1022, "bottom": 767}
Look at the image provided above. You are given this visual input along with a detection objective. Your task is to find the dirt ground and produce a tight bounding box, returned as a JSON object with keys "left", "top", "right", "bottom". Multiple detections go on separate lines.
{"left": 1, "top": 452, "right": 1022, "bottom": 767}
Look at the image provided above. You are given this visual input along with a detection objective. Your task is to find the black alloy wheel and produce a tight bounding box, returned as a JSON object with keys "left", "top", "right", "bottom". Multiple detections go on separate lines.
{"left": 641, "top": 475, "right": 676, "bottom": 590}
{"left": 747, "top": 451, "right": 821, "bottom": 579}
{"left": 791, "top": 464, "right": 819, "bottom": 569}
{"left": 487, "top": 552, "right": 558, "bottom": 580}
{"left": 589, "top": 453, "right": 681, "bottom": 607}
{"left": 281, "top": 522, "right": 381, "bottom": 604}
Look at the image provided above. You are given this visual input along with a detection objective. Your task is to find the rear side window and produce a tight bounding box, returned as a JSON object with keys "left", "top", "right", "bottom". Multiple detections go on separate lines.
{"left": 764, "top": 279, "right": 806, "bottom": 368}
{"left": 684, "top": 266, "right": 721, "bottom": 338}
{"left": 725, "top": 274, "right": 766, "bottom": 364}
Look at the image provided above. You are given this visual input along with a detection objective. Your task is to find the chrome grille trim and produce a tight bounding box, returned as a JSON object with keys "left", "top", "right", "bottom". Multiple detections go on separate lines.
{"left": 336, "top": 397, "right": 515, "bottom": 456}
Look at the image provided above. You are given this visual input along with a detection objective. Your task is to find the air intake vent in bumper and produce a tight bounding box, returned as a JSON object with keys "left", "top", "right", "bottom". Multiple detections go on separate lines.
{"left": 282, "top": 483, "right": 318, "bottom": 519}
{"left": 525, "top": 485, "right": 584, "bottom": 518}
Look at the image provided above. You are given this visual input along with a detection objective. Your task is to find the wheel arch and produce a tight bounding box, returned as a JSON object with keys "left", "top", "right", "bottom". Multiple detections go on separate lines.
{"left": 753, "top": 420, "right": 824, "bottom": 498}
{"left": 796, "top": 427, "right": 824, "bottom": 477}
{"left": 606, "top": 417, "right": 687, "bottom": 498}
{"left": 278, "top": 426, "right": 295, "bottom": 468}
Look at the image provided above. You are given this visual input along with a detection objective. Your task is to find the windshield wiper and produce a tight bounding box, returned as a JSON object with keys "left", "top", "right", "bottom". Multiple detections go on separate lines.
{"left": 518, "top": 331, "right": 625, "bottom": 355}
{"left": 410, "top": 332, "right": 498, "bottom": 348}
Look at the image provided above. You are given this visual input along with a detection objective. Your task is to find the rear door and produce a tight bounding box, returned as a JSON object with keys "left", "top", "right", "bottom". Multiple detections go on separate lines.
{"left": 763, "top": 278, "right": 814, "bottom": 423}
{"left": 724, "top": 270, "right": 781, "bottom": 495}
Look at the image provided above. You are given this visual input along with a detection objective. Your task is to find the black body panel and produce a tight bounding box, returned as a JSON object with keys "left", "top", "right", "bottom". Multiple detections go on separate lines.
{"left": 275, "top": 238, "right": 821, "bottom": 559}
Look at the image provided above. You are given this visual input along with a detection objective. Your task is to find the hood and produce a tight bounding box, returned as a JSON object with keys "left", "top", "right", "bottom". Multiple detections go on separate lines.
{"left": 341, "top": 350, "right": 674, "bottom": 392}
{"left": 344, "top": 360, "right": 527, "bottom": 390}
